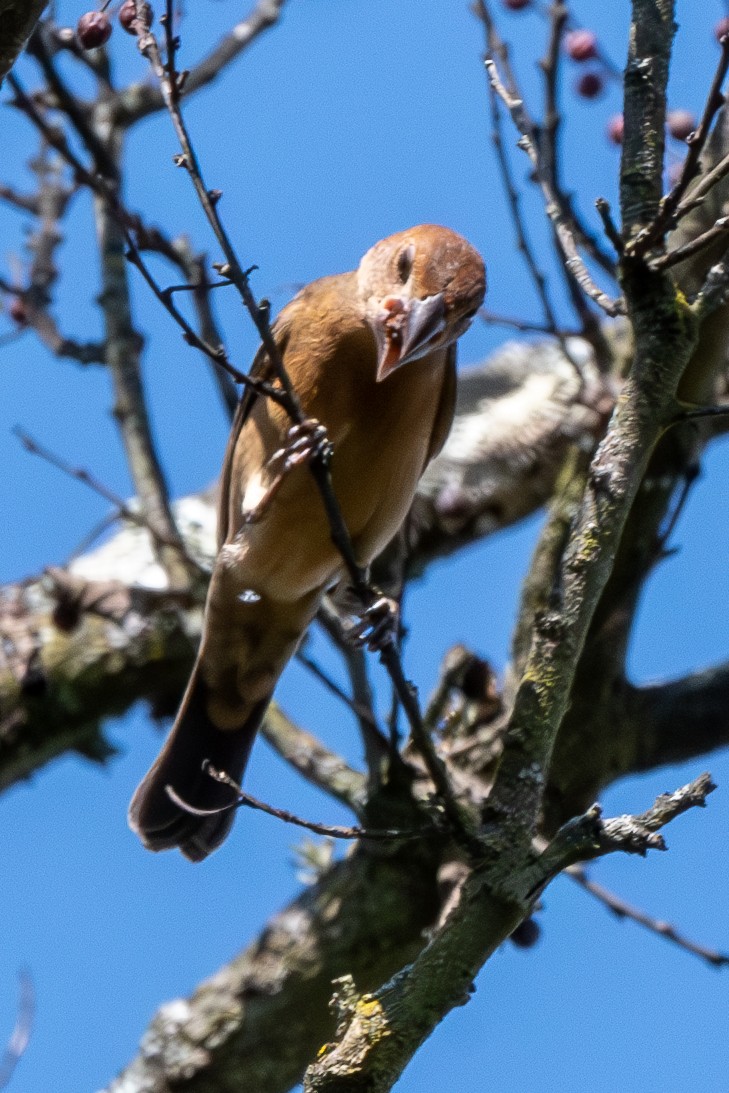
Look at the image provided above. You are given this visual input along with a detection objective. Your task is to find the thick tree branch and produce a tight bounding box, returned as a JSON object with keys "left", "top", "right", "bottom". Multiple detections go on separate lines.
{"left": 303, "top": 777, "right": 712, "bottom": 1092}
{"left": 625, "top": 663, "right": 729, "bottom": 774}
{"left": 102, "top": 836, "right": 444, "bottom": 1093}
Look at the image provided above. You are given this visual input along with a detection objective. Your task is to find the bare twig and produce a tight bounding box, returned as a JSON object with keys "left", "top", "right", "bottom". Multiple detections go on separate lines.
{"left": 316, "top": 601, "right": 389, "bottom": 772}
{"left": 475, "top": 4, "right": 564, "bottom": 341}
{"left": 479, "top": 309, "right": 569, "bottom": 334}
{"left": 113, "top": 0, "right": 289, "bottom": 126}
{"left": 673, "top": 150, "right": 729, "bottom": 223}
{"left": 261, "top": 704, "right": 369, "bottom": 811}
{"left": 530, "top": 775, "right": 717, "bottom": 895}
{"left": 485, "top": 58, "right": 625, "bottom": 318}
{"left": 7, "top": 72, "right": 192, "bottom": 587}
{"left": 26, "top": 31, "right": 118, "bottom": 179}
{"left": 0, "top": 274, "right": 106, "bottom": 365}
{"left": 166, "top": 764, "right": 429, "bottom": 841}
{"left": 295, "top": 647, "right": 381, "bottom": 737}
{"left": 595, "top": 197, "right": 624, "bottom": 256}
{"left": 650, "top": 215, "right": 729, "bottom": 270}
{"left": 538, "top": 1, "right": 568, "bottom": 212}
{"left": 122, "top": 242, "right": 285, "bottom": 400}
{"left": 0, "top": 183, "right": 41, "bottom": 215}
{"left": 567, "top": 864, "right": 729, "bottom": 968}
{"left": 537, "top": 1, "right": 615, "bottom": 340}
{"left": 13, "top": 427, "right": 204, "bottom": 566}
{"left": 628, "top": 33, "right": 729, "bottom": 255}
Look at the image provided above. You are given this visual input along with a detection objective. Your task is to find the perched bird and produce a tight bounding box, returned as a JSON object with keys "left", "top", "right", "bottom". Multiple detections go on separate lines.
{"left": 129, "top": 224, "right": 486, "bottom": 860}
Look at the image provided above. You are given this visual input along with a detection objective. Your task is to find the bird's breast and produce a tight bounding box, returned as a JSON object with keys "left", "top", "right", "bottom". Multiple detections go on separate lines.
{"left": 227, "top": 347, "right": 450, "bottom": 601}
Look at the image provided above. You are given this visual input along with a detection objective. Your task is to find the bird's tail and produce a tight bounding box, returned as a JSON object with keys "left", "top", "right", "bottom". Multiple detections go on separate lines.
{"left": 128, "top": 665, "right": 269, "bottom": 862}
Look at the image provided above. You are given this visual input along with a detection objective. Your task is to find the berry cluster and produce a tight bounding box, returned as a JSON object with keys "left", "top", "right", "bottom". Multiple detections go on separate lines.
{"left": 76, "top": 1, "right": 141, "bottom": 50}
{"left": 499, "top": 3, "right": 715, "bottom": 153}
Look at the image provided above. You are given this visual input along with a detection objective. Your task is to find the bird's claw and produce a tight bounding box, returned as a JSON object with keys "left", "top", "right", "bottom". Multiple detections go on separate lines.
{"left": 272, "top": 419, "right": 333, "bottom": 471}
{"left": 348, "top": 595, "right": 399, "bottom": 652}
{"left": 244, "top": 419, "right": 332, "bottom": 524}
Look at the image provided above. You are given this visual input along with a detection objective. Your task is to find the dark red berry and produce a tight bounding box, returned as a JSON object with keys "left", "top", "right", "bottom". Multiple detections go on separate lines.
{"left": 76, "top": 11, "right": 112, "bottom": 49}
{"left": 606, "top": 114, "right": 624, "bottom": 145}
{"left": 667, "top": 109, "right": 696, "bottom": 142}
{"left": 575, "top": 71, "right": 604, "bottom": 99}
{"left": 565, "top": 29, "right": 598, "bottom": 62}
{"left": 510, "top": 918, "right": 541, "bottom": 949}
{"left": 715, "top": 17, "right": 729, "bottom": 43}
{"left": 118, "top": 1, "right": 137, "bottom": 32}
{"left": 502, "top": 0, "right": 530, "bottom": 10}
{"left": 8, "top": 297, "right": 28, "bottom": 325}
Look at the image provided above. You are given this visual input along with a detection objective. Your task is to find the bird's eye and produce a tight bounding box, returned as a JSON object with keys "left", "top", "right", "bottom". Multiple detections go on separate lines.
{"left": 396, "top": 244, "right": 415, "bottom": 284}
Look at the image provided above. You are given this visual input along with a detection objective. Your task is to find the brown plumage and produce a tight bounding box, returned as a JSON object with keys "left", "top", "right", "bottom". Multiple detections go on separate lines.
{"left": 129, "top": 224, "right": 486, "bottom": 860}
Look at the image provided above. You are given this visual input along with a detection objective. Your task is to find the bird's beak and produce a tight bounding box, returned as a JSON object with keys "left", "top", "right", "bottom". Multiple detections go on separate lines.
{"left": 371, "top": 292, "right": 447, "bottom": 382}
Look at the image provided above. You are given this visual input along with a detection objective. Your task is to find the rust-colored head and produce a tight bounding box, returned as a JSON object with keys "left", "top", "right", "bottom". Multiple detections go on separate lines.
{"left": 357, "top": 224, "right": 486, "bottom": 381}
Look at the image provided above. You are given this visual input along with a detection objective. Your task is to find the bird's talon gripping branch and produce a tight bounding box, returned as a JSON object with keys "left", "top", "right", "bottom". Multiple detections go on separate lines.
{"left": 244, "top": 419, "right": 332, "bottom": 524}
{"left": 280, "top": 418, "right": 333, "bottom": 468}
{"left": 349, "top": 595, "right": 400, "bottom": 652}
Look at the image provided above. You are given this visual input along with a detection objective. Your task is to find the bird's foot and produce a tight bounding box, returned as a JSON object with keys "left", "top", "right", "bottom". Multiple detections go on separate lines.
{"left": 273, "top": 418, "right": 333, "bottom": 471}
{"left": 244, "top": 419, "right": 332, "bottom": 524}
{"left": 348, "top": 595, "right": 399, "bottom": 652}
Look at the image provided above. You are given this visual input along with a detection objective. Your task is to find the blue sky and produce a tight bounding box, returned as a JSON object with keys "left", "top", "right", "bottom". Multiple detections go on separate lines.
{"left": 1, "top": 1, "right": 728, "bottom": 1090}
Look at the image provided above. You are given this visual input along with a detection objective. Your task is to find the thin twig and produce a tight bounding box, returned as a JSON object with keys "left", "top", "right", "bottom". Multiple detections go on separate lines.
{"left": 538, "top": 1, "right": 568, "bottom": 213}
{"left": 7, "top": 72, "right": 278, "bottom": 405}
{"left": 475, "top": 4, "right": 564, "bottom": 341}
{"left": 628, "top": 32, "right": 729, "bottom": 256}
{"left": 13, "top": 427, "right": 203, "bottom": 565}
{"left": 485, "top": 58, "right": 625, "bottom": 318}
{"left": 26, "top": 31, "right": 118, "bottom": 179}
{"left": 567, "top": 863, "right": 729, "bottom": 968}
{"left": 595, "top": 197, "right": 624, "bottom": 256}
{"left": 316, "top": 602, "right": 390, "bottom": 773}
{"left": 0, "top": 183, "right": 41, "bottom": 215}
{"left": 649, "top": 215, "right": 729, "bottom": 271}
{"left": 166, "top": 766, "right": 429, "bottom": 841}
{"left": 479, "top": 308, "right": 570, "bottom": 334}
{"left": 112, "top": 0, "right": 289, "bottom": 126}
{"left": 8, "top": 72, "right": 193, "bottom": 586}
{"left": 295, "top": 647, "right": 381, "bottom": 735}
{"left": 174, "top": 245, "right": 240, "bottom": 418}
{"left": 537, "top": 1, "right": 614, "bottom": 341}
{"left": 673, "top": 149, "right": 729, "bottom": 223}
{"left": 123, "top": 243, "right": 285, "bottom": 400}
{"left": 261, "top": 704, "right": 368, "bottom": 811}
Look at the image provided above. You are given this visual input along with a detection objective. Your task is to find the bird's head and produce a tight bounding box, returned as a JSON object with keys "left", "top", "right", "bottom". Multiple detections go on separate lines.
{"left": 357, "top": 224, "right": 486, "bottom": 382}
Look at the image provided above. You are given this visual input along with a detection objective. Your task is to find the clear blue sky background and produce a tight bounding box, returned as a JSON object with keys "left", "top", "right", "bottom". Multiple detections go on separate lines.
{"left": 1, "top": 1, "right": 728, "bottom": 1090}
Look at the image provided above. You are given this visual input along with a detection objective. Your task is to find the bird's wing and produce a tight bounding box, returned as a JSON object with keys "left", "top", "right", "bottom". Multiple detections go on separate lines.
{"left": 423, "top": 342, "right": 458, "bottom": 469}
{"left": 216, "top": 314, "right": 294, "bottom": 549}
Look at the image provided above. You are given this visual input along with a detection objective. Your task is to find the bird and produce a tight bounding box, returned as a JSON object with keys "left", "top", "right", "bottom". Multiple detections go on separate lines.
{"left": 129, "top": 224, "right": 486, "bottom": 861}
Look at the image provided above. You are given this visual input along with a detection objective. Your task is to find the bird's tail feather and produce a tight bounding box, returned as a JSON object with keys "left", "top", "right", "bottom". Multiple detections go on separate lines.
{"left": 128, "top": 666, "right": 268, "bottom": 862}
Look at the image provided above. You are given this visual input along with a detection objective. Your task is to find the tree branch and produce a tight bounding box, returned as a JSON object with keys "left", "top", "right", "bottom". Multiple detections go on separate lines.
{"left": 112, "top": 0, "right": 289, "bottom": 127}
{"left": 303, "top": 777, "right": 712, "bottom": 1092}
